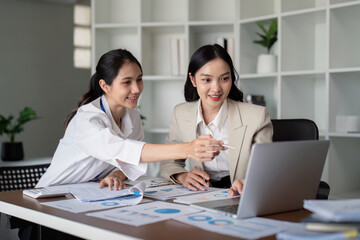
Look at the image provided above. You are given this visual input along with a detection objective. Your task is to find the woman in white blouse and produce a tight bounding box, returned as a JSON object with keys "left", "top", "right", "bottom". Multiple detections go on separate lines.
{"left": 36, "top": 49, "right": 224, "bottom": 189}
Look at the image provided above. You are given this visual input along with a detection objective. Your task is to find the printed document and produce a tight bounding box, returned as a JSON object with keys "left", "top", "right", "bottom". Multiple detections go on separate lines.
{"left": 174, "top": 189, "right": 236, "bottom": 204}
{"left": 41, "top": 196, "right": 152, "bottom": 213}
{"left": 175, "top": 212, "right": 288, "bottom": 239}
{"left": 87, "top": 201, "right": 201, "bottom": 226}
{"left": 66, "top": 182, "right": 145, "bottom": 202}
{"left": 144, "top": 184, "right": 217, "bottom": 200}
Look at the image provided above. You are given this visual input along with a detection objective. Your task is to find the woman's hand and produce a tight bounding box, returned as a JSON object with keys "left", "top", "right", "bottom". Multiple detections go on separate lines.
{"left": 186, "top": 134, "right": 225, "bottom": 162}
{"left": 176, "top": 168, "right": 210, "bottom": 191}
{"left": 99, "top": 170, "right": 127, "bottom": 191}
{"left": 228, "top": 179, "right": 245, "bottom": 196}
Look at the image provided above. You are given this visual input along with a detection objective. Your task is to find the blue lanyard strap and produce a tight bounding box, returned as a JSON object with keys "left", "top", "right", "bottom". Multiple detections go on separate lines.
{"left": 100, "top": 98, "right": 106, "bottom": 113}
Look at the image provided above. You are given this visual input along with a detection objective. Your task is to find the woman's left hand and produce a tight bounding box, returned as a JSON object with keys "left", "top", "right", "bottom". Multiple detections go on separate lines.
{"left": 228, "top": 179, "right": 245, "bottom": 196}
{"left": 99, "top": 170, "right": 127, "bottom": 190}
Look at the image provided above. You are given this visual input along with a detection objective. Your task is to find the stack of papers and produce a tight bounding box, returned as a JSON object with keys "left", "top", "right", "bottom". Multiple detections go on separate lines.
{"left": 302, "top": 199, "right": 360, "bottom": 233}
{"left": 303, "top": 199, "right": 360, "bottom": 222}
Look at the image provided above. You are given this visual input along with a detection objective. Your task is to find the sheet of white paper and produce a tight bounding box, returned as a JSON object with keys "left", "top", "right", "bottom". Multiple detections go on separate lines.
{"left": 303, "top": 199, "right": 360, "bottom": 222}
{"left": 144, "top": 184, "right": 217, "bottom": 200}
{"left": 67, "top": 182, "right": 145, "bottom": 202}
{"left": 174, "top": 189, "right": 236, "bottom": 204}
{"left": 174, "top": 212, "right": 288, "bottom": 239}
{"left": 124, "top": 176, "right": 173, "bottom": 188}
{"left": 87, "top": 201, "right": 201, "bottom": 226}
{"left": 40, "top": 196, "right": 152, "bottom": 213}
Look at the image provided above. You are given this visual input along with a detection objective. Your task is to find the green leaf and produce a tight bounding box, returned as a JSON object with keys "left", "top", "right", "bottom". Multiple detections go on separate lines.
{"left": 254, "top": 19, "right": 278, "bottom": 53}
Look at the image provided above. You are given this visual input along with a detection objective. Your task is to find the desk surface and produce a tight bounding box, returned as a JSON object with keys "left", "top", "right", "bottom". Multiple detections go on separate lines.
{"left": 0, "top": 190, "right": 310, "bottom": 240}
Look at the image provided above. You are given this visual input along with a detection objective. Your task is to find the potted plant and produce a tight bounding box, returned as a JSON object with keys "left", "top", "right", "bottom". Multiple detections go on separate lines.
{"left": 0, "top": 107, "right": 37, "bottom": 161}
{"left": 253, "top": 19, "right": 278, "bottom": 74}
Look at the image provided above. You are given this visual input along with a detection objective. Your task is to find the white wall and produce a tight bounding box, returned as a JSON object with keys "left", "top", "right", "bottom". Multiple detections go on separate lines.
{"left": 0, "top": 0, "right": 90, "bottom": 159}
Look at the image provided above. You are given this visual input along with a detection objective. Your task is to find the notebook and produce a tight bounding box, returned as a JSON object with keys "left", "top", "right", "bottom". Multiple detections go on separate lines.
{"left": 191, "top": 140, "right": 330, "bottom": 219}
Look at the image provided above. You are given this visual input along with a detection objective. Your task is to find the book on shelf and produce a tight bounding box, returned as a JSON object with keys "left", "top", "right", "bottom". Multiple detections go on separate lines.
{"left": 245, "top": 94, "right": 266, "bottom": 107}
{"left": 178, "top": 38, "right": 186, "bottom": 75}
{"left": 170, "top": 37, "right": 179, "bottom": 76}
{"left": 170, "top": 37, "right": 186, "bottom": 76}
{"left": 215, "top": 36, "right": 235, "bottom": 62}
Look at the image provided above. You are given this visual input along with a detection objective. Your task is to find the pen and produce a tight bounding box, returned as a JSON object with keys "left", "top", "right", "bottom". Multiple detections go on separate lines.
{"left": 222, "top": 144, "right": 236, "bottom": 149}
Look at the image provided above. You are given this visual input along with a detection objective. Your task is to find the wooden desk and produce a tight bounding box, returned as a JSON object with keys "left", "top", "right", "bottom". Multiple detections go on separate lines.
{"left": 0, "top": 190, "right": 310, "bottom": 240}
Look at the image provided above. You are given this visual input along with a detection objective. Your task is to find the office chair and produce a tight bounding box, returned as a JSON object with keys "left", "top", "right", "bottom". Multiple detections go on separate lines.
{"left": 271, "top": 119, "right": 330, "bottom": 200}
{"left": 0, "top": 163, "right": 50, "bottom": 239}
{"left": 0, "top": 163, "right": 49, "bottom": 192}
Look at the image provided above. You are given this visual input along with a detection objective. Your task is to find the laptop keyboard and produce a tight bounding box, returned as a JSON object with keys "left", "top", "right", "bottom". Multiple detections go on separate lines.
{"left": 214, "top": 204, "right": 239, "bottom": 214}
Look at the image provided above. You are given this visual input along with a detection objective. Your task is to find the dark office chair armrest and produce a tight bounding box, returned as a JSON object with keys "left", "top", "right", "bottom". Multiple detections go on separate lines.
{"left": 316, "top": 181, "right": 330, "bottom": 200}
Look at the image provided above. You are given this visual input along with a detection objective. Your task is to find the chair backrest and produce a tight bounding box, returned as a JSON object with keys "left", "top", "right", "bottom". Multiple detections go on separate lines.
{"left": 271, "top": 119, "right": 319, "bottom": 141}
{"left": 0, "top": 164, "right": 49, "bottom": 191}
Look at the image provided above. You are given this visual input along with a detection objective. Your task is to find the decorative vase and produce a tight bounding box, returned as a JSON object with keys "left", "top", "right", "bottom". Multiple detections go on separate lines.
{"left": 257, "top": 54, "right": 277, "bottom": 74}
{"left": 1, "top": 142, "right": 24, "bottom": 161}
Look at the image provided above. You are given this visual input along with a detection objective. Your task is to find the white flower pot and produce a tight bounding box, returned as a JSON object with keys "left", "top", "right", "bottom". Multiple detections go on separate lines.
{"left": 257, "top": 54, "right": 277, "bottom": 74}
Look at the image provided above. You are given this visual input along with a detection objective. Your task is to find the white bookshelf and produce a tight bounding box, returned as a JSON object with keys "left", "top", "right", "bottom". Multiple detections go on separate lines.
{"left": 91, "top": 0, "right": 360, "bottom": 197}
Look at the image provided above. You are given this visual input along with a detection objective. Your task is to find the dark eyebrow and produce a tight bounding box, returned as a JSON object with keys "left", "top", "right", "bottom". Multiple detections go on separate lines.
{"left": 121, "top": 74, "right": 143, "bottom": 81}
{"left": 199, "top": 72, "right": 230, "bottom": 77}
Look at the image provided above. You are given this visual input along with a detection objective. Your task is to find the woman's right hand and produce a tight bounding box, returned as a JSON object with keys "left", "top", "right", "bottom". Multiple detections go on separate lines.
{"left": 186, "top": 134, "right": 225, "bottom": 162}
{"left": 176, "top": 168, "right": 210, "bottom": 191}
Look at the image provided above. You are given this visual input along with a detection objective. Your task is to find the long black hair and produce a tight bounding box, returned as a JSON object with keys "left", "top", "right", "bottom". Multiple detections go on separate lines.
{"left": 64, "top": 49, "right": 142, "bottom": 128}
{"left": 184, "top": 44, "right": 243, "bottom": 102}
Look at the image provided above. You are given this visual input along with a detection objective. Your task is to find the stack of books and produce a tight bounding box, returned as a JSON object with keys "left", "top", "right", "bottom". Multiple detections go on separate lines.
{"left": 303, "top": 199, "right": 360, "bottom": 232}
{"left": 245, "top": 94, "right": 266, "bottom": 107}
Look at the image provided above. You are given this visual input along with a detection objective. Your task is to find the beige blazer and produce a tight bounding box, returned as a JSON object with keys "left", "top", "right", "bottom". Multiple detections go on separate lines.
{"left": 160, "top": 99, "right": 273, "bottom": 183}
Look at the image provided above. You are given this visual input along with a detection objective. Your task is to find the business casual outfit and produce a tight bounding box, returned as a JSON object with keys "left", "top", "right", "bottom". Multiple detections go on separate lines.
{"left": 36, "top": 95, "right": 147, "bottom": 187}
{"left": 160, "top": 98, "right": 273, "bottom": 186}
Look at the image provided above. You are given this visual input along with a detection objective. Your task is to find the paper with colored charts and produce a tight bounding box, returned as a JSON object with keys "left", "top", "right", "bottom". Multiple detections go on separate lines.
{"left": 40, "top": 196, "right": 152, "bottom": 213}
{"left": 86, "top": 201, "right": 202, "bottom": 226}
{"left": 67, "top": 182, "right": 146, "bottom": 202}
{"left": 174, "top": 212, "right": 287, "bottom": 239}
{"left": 124, "top": 176, "right": 173, "bottom": 188}
{"left": 143, "top": 184, "right": 218, "bottom": 200}
{"left": 174, "top": 189, "right": 236, "bottom": 204}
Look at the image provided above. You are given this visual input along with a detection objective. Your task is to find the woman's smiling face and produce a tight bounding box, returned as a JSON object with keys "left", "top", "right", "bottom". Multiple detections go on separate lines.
{"left": 189, "top": 58, "right": 232, "bottom": 113}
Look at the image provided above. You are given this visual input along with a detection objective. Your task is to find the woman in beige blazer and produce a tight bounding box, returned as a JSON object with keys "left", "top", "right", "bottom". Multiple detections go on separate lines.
{"left": 160, "top": 44, "right": 273, "bottom": 196}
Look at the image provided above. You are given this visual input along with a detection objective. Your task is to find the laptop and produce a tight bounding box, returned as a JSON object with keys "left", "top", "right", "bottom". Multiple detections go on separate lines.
{"left": 191, "top": 140, "right": 330, "bottom": 219}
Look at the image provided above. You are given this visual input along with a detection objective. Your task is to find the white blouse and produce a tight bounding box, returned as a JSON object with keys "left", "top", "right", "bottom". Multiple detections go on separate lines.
{"left": 36, "top": 95, "right": 147, "bottom": 187}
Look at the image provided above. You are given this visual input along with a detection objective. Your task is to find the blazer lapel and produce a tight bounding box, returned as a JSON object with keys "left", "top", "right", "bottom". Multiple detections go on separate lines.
{"left": 227, "top": 100, "right": 247, "bottom": 182}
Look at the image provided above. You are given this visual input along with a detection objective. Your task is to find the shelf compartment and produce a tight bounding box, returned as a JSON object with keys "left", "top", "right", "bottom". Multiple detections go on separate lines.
{"left": 94, "top": 27, "right": 139, "bottom": 64}
{"left": 239, "top": 19, "right": 278, "bottom": 75}
{"left": 330, "top": 0, "right": 360, "bottom": 5}
{"left": 238, "top": 76, "right": 278, "bottom": 119}
{"left": 140, "top": 81, "right": 185, "bottom": 130}
{"left": 281, "top": 11, "right": 326, "bottom": 72}
{"left": 329, "top": 71, "right": 360, "bottom": 133}
{"left": 189, "top": 0, "right": 236, "bottom": 22}
{"left": 239, "top": 0, "right": 277, "bottom": 20}
{"left": 280, "top": 74, "right": 326, "bottom": 132}
{"left": 141, "top": 26, "right": 185, "bottom": 76}
{"left": 281, "top": 0, "right": 326, "bottom": 13}
{"left": 188, "top": 24, "right": 234, "bottom": 57}
{"left": 329, "top": 4, "right": 360, "bottom": 69}
{"left": 93, "top": 0, "right": 140, "bottom": 24}
{"left": 141, "top": 0, "right": 186, "bottom": 23}
{"left": 327, "top": 137, "right": 360, "bottom": 195}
